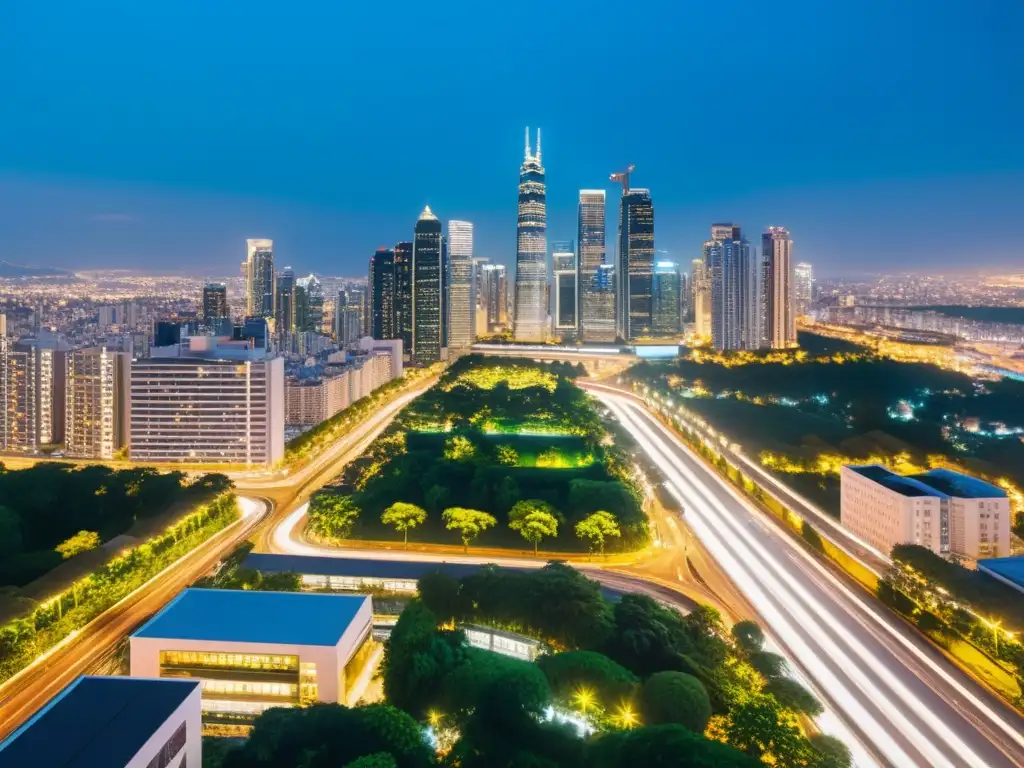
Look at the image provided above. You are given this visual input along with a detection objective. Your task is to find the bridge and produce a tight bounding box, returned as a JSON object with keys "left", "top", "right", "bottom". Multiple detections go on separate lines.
{"left": 470, "top": 342, "right": 679, "bottom": 375}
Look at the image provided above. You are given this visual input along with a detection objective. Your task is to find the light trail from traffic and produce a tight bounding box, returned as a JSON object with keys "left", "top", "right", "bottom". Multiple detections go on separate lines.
{"left": 597, "top": 391, "right": 1024, "bottom": 768}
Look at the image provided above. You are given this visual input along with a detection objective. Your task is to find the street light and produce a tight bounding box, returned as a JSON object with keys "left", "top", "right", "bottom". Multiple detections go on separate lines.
{"left": 980, "top": 616, "right": 1003, "bottom": 654}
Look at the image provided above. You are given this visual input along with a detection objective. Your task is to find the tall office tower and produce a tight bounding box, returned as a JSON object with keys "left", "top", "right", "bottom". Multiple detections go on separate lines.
{"left": 763, "top": 226, "right": 796, "bottom": 348}
{"left": 336, "top": 290, "right": 363, "bottom": 346}
{"left": 274, "top": 267, "right": 296, "bottom": 333}
{"left": 245, "top": 238, "right": 275, "bottom": 318}
{"left": 130, "top": 339, "right": 284, "bottom": 466}
{"left": 0, "top": 337, "right": 35, "bottom": 450}
{"left": 446, "top": 220, "right": 475, "bottom": 353}
{"left": 707, "top": 229, "right": 762, "bottom": 351}
{"left": 795, "top": 261, "right": 814, "bottom": 318}
{"left": 691, "top": 259, "right": 711, "bottom": 337}
{"left": 202, "top": 283, "right": 229, "bottom": 328}
{"left": 577, "top": 190, "right": 613, "bottom": 342}
{"left": 369, "top": 248, "right": 396, "bottom": 340}
{"left": 412, "top": 206, "right": 446, "bottom": 364}
{"left": 513, "top": 128, "right": 547, "bottom": 341}
{"left": 65, "top": 347, "right": 128, "bottom": 459}
{"left": 613, "top": 176, "right": 655, "bottom": 340}
{"left": 651, "top": 261, "right": 682, "bottom": 336}
{"left": 552, "top": 246, "right": 577, "bottom": 339}
{"left": 594, "top": 264, "right": 616, "bottom": 339}
{"left": 297, "top": 274, "right": 324, "bottom": 333}
{"left": 473, "top": 257, "right": 490, "bottom": 336}
{"left": 480, "top": 264, "right": 509, "bottom": 332}
{"left": 394, "top": 241, "right": 413, "bottom": 355}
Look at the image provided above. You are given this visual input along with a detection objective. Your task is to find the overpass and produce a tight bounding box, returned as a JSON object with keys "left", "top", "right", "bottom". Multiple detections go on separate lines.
{"left": 470, "top": 341, "right": 679, "bottom": 374}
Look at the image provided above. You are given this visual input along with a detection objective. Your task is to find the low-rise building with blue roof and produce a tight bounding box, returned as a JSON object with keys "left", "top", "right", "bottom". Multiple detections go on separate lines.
{"left": 129, "top": 588, "right": 374, "bottom": 733}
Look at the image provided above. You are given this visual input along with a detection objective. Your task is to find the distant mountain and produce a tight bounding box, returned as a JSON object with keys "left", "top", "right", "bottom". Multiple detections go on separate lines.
{"left": 0, "top": 261, "right": 73, "bottom": 278}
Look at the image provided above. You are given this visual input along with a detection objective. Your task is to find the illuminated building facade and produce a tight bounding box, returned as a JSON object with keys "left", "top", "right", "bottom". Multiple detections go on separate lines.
{"left": 446, "top": 220, "right": 475, "bottom": 353}
{"left": 130, "top": 589, "right": 376, "bottom": 731}
{"left": 617, "top": 188, "right": 655, "bottom": 340}
{"left": 707, "top": 227, "right": 762, "bottom": 351}
{"left": 763, "top": 226, "right": 796, "bottom": 348}
{"left": 274, "top": 267, "right": 296, "bottom": 333}
{"left": 65, "top": 346, "right": 129, "bottom": 459}
{"left": 513, "top": 128, "right": 547, "bottom": 341}
{"left": 552, "top": 245, "right": 577, "bottom": 338}
{"left": 394, "top": 241, "right": 413, "bottom": 356}
{"left": 795, "top": 261, "right": 814, "bottom": 317}
{"left": 203, "top": 282, "right": 231, "bottom": 335}
{"left": 691, "top": 258, "right": 711, "bottom": 338}
{"left": 245, "top": 238, "right": 275, "bottom": 319}
{"left": 0, "top": 337, "right": 35, "bottom": 450}
{"left": 480, "top": 264, "right": 508, "bottom": 332}
{"left": 369, "top": 248, "right": 396, "bottom": 340}
{"left": 412, "top": 206, "right": 446, "bottom": 364}
{"left": 577, "top": 190, "right": 614, "bottom": 342}
{"left": 651, "top": 261, "right": 681, "bottom": 336}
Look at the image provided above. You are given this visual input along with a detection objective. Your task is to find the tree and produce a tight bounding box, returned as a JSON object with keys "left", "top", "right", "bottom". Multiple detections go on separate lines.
{"left": 536, "top": 650, "right": 638, "bottom": 704}
{"left": 55, "top": 530, "right": 101, "bottom": 559}
{"left": 724, "top": 693, "right": 813, "bottom": 765}
{"left": 587, "top": 724, "right": 758, "bottom": 768}
{"left": 730, "top": 620, "right": 765, "bottom": 654}
{"left": 344, "top": 754, "right": 397, "bottom": 768}
{"left": 496, "top": 444, "right": 519, "bottom": 466}
{"left": 417, "top": 571, "right": 463, "bottom": 623}
{"left": 801, "top": 522, "right": 825, "bottom": 553}
{"left": 809, "top": 734, "right": 853, "bottom": 768}
{"left": 442, "top": 508, "right": 497, "bottom": 552}
{"left": 509, "top": 500, "right": 560, "bottom": 555}
{"left": 381, "top": 503, "right": 427, "bottom": 549}
{"left": 0, "top": 507, "right": 23, "bottom": 558}
{"left": 748, "top": 650, "right": 786, "bottom": 679}
{"left": 444, "top": 435, "right": 475, "bottom": 461}
{"left": 308, "top": 492, "right": 360, "bottom": 539}
{"left": 763, "top": 677, "right": 823, "bottom": 717}
{"left": 575, "top": 511, "right": 620, "bottom": 556}
{"left": 424, "top": 484, "right": 450, "bottom": 514}
{"left": 639, "top": 671, "right": 712, "bottom": 733}
{"left": 495, "top": 475, "right": 521, "bottom": 512}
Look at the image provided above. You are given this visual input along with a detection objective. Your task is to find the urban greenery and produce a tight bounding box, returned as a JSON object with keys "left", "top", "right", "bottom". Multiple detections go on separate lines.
{"left": 0, "top": 464, "right": 229, "bottom": 586}
{"left": 308, "top": 357, "right": 649, "bottom": 552}
{"left": 0, "top": 491, "right": 238, "bottom": 684}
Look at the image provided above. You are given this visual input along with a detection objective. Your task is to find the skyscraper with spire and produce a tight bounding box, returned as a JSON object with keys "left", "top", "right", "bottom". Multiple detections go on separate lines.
{"left": 513, "top": 128, "right": 547, "bottom": 341}
{"left": 412, "top": 206, "right": 446, "bottom": 365}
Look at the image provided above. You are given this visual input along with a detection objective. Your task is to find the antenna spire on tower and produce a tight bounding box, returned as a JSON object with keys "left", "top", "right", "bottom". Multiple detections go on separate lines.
{"left": 524, "top": 126, "right": 531, "bottom": 160}
{"left": 535, "top": 128, "right": 541, "bottom": 163}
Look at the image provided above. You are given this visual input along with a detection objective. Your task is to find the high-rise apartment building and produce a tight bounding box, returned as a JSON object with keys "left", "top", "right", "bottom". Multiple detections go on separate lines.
{"left": 412, "top": 206, "right": 446, "bottom": 364}
{"left": 129, "top": 338, "right": 284, "bottom": 466}
{"left": 446, "top": 221, "right": 475, "bottom": 353}
{"left": 552, "top": 246, "right": 577, "bottom": 338}
{"left": 297, "top": 275, "right": 324, "bottom": 334}
{"left": 65, "top": 346, "right": 129, "bottom": 459}
{"left": 245, "top": 239, "right": 275, "bottom": 319}
{"left": 275, "top": 267, "right": 296, "bottom": 333}
{"left": 513, "top": 128, "right": 547, "bottom": 341}
{"left": 763, "top": 227, "right": 796, "bottom": 348}
{"left": 577, "top": 190, "right": 614, "bottom": 342}
{"left": 708, "top": 228, "right": 763, "bottom": 351}
{"left": 202, "top": 283, "right": 229, "bottom": 334}
{"left": 651, "top": 261, "right": 681, "bottom": 336}
{"left": 691, "top": 259, "right": 711, "bottom": 338}
{"left": 795, "top": 262, "right": 814, "bottom": 318}
{"left": 394, "top": 241, "right": 414, "bottom": 355}
{"left": 0, "top": 337, "right": 35, "bottom": 450}
{"left": 480, "top": 264, "right": 508, "bottom": 333}
{"left": 369, "top": 248, "right": 396, "bottom": 340}
{"left": 616, "top": 185, "right": 655, "bottom": 341}
{"left": 336, "top": 290, "right": 364, "bottom": 346}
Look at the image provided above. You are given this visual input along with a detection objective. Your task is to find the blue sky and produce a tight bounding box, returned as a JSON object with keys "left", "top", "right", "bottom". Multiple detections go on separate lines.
{"left": 1, "top": 0, "right": 1022, "bottom": 277}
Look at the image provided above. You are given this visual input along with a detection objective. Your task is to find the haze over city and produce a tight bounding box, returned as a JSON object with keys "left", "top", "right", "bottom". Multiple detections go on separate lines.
{"left": 2, "top": 0, "right": 1023, "bottom": 276}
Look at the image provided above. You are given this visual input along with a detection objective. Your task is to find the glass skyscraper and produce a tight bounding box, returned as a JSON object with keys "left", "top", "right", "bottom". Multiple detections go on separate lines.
{"left": 394, "top": 241, "right": 413, "bottom": 356}
{"left": 552, "top": 243, "right": 576, "bottom": 338}
{"left": 795, "top": 261, "right": 813, "bottom": 318}
{"left": 446, "top": 220, "right": 475, "bottom": 353}
{"left": 617, "top": 189, "right": 655, "bottom": 341}
{"left": 513, "top": 128, "right": 547, "bottom": 341}
{"left": 412, "top": 206, "right": 446, "bottom": 365}
{"left": 274, "top": 267, "right": 295, "bottom": 333}
{"left": 577, "top": 190, "right": 614, "bottom": 342}
{"left": 651, "top": 261, "right": 681, "bottom": 336}
{"left": 369, "top": 248, "right": 396, "bottom": 340}
{"left": 245, "top": 238, "right": 274, "bottom": 319}
{"left": 708, "top": 227, "right": 762, "bottom": 351}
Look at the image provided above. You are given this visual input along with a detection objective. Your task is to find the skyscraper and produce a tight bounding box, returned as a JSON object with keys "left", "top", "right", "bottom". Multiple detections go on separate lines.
{"left": 202, "top": 283, "right": 228, "bottom": 326}
{"left": 394, "top": 241, "right": 413, "bottom": 355}
{"left": 614, "top": 177, "right": 655, "bottom": 341}
{"left": 245, "top": 239, "right": 275, "bottom": 319}
{"left": 296, "top": 274, "right": 324, "bottom": 333}
{"left": 446, "top": 221, "right": 475, "bottom": 353}
{"left": 513, "top": 128, "right": 547, "bottom": 341}
{"left": 763, "top": 227, "right": 796, "bottom": 348}
{"left": 369, "top": 248, "right": 396, "bottom": 340}
{"left": 65, "top": 346, "right": 129, "bottom": 459}
{"left": 691, "top": 259, "right": 710, "bottom": 336}
{"left": 577, "top": 190, "right": 614, "bottom": 342}
{"left": 708, "top": 227, "right": 762, "bottom": 351}
{"left": 336, "top": 290, "right": 363, "bottom": 346}
{"left": 413, "top": 206, "right": 446, "bottom": 364}
{"left": 651, "top": 261, "right": 682, "bottom": 336}
{"left": 275, "top": 267, "right": 296, "bottom": 333}
{"left": 795, "top": 261, "right": 814, "bottom": 318}
{"left": 480, "top": 264, "right": 508, "bottom": 333}
{"left": 552, "top": 245, "right": 577, "bottom": 339}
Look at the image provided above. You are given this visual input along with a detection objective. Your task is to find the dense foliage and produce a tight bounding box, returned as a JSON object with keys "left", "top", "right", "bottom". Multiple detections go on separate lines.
{"left": 0, "top": 464, "right": 229, "bottom": 586}
{"left": 0, "top": 492, "right": 238, "bottom": 684}
{"left": 310, "top": 357, "right": 649, "bottom": 552}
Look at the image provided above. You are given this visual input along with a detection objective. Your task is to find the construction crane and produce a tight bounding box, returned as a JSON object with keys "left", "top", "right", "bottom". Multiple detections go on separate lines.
{"left": 609, "top": 164, "right": 635, "bottom": 194}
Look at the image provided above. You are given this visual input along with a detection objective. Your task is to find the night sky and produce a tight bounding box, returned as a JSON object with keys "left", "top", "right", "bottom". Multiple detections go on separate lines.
{"left": 1, "top": 0, "right": 1022, "bottom": 277}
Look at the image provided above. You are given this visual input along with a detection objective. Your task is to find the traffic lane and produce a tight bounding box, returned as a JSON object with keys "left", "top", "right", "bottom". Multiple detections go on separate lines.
{"left": 621, "top": 399, "right": 1021, "bottom": 768}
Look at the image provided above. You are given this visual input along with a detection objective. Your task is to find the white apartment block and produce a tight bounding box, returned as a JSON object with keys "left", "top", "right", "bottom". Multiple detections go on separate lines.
{"left": 285, "top": 343, "right": 400, "bottom": 427}
{"left": 65, "top": 346, "right": 129, "bottom": 459}
{"left": 129, "top": 338, "right": 284, "bottom": 466}
{"left": 840, "top": 465, "right": 1011, "bottom": 560}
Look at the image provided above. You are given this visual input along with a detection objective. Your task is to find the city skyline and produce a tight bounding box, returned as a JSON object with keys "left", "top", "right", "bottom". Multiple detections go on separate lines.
{"left": 2, "top": 3, "right": 1022, "bottom": 276}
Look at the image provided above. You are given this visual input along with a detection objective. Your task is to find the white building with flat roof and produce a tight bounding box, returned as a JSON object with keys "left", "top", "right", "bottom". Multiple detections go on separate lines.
{"left": 130, "top": 589, "right": 375, "bottom": 732}
{"left": 0, "top": 676, "right": 201, "bottom": 768}
{"left": 129, "top": 337, "right": 284, "bottom": 466}
{"left": 840, "top": 465, "right": 1011, "bottom": 560}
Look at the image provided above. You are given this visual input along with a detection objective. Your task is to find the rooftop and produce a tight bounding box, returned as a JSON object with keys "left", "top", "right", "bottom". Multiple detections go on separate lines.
{"left": 848, "top": 465, "right": 1007, "bottom": 499}
{"left": 243, "top": 553, "right": 537, "bottom": 581}
{"left": 978, "top": 556, "right": 1024, "bottom": 590}
{"left": 0, "top": 676, "right": 197, "bottom": 768}
{"left": 133, "top": 588, "right": 369, "bottom": 647}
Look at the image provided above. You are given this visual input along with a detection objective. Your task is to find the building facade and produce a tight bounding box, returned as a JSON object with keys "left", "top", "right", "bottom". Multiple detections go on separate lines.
{"left": 577, "top": 190, "right": 614, "bottom": 342}
{"left": 708, "top": 227, "right": 763, "bottom": 351}
{"left": 393, "top": 241, "right": 413, "bottom": 357}
{"left": 275, "top": 267, "right": 296, "bottom": 334}
{"left": 245, "top": 238, "right": 275, "bottom": 319}
{"left": 651, "top": 261, "right": 681, "bottom": 336}
{"left": 202, "top": 283, "right": 230, "bottom": 334}
{"left": 763, "top": 226, "right": 796, "bottom": 348}
{"left": 795, "top": 261, "right": 814, "bottom": 318}
{"left": 552, "top": 246, "right": 577, "bottom": 338}
{"left": 480, "top": 263, "right": 508, "bottom": 333}
{"left": 285, "top": 343, "right": 401, "bottom": 426}
{"left": 840, "top": 465, "right": 1011, "bottom": 560}
{"left": 65, "top": 347, "right": 129, "bottom": 459}
{"left": 0, "top": 337, "right": 35, "bottom": 450}
{"left": 446, "top": 220, "right": 475, "bottom": 353}
{"left": 617, "top": 189, "right": 655, "bottom": 340}
{"left": 691, "top": 259, "right": 711, "bottom": 338}
{"left": 412, "top": 206, "right": 446, "bottom": 364}
{"left": 369, "top": 248, "right": 396, "bottom": 341}
{"left": 513, "top": 128, "right": 547, "bottom": 341}
{"left": 129, "top": 339, "right": 284, "bottom": 466}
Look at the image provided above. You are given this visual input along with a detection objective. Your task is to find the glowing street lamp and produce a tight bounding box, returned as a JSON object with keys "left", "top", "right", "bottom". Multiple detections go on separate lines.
{"left": 614, "top": 703, "right": 638, "bottom": 729}
{"left": 573, "top": 687, "right": 595, "bottom": 714}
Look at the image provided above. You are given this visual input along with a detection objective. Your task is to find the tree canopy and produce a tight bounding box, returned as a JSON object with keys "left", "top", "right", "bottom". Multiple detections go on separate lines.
{"left": 639, "top": 672, "right": 713, "bottom": 733}
{"left": 442, "top": 508, "right": 497, "bottom": 551}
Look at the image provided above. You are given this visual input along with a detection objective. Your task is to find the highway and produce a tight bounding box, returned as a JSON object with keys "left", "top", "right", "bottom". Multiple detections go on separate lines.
{"left": 593, "top": 390, "right": 1024, "bottom": 768}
